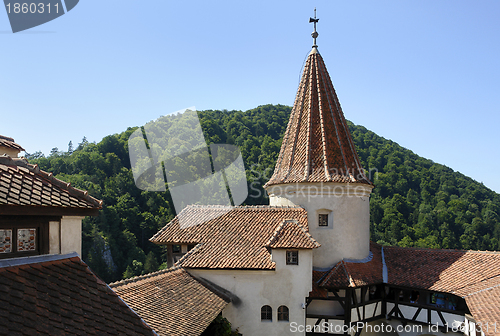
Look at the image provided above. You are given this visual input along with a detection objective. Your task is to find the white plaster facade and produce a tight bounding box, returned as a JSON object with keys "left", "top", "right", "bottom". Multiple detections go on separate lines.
{"left": 0, "top": 147, "right": 20, "bottom": 158}
{"left": 49, "top": 216, "right": 83, "bottom": 256}
{"left": 357, "top": 319, "right": 463, "bottom": 336}
{"left": 189, "top": 249, "right": 313, "bottom": 336}
{"left": 267, "top": 182, "right": 373, "bottom": 268}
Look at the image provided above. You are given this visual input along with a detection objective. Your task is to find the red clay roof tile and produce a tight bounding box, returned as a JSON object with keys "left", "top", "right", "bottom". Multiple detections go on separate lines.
{"left": 110, "top": 267, "right": 229, "bottom": 336}
{"left": 0, "top": 155, "right": 102, "bottom": 212}
{"left": 0, "top": 253, "right": 155, "bottom": 335}
{"left": 150, "top": 205, "right": 311, "bottom": 269}
{"left": 265, "top": 219, "right": 320, "bottom": 249}
{"left": 0, "top": 136, "right": 24, "bottom": 152}
{"left": 266, "top": 49, "right": 371, "bottom": 187}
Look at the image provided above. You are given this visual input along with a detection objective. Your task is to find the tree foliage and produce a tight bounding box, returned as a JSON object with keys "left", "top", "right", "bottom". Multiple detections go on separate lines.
{"left": 29, "top": 104, "right": 500, "bottom": 282}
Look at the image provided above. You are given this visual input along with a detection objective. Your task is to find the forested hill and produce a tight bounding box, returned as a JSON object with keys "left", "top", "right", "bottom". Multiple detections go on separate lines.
{"left": 28, "top": 104, "right": 500, "bottom": 282}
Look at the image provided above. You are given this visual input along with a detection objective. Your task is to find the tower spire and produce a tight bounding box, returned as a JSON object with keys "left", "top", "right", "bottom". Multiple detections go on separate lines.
{"left": 265, "top": 16, "right": 372, "bottom": 188}
{"left": 309, "top": 8, "right": 319, "bottom": 48}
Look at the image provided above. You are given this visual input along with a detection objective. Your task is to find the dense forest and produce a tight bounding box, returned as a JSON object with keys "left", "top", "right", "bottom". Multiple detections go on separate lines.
{"left": 26, "top": 104, "right": 500, "bottom": 283}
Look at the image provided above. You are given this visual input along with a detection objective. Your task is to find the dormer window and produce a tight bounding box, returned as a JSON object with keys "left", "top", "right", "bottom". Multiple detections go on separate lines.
{"left": 318, "top": 214, "right": 328, "bottom": 226}
{"left": 0, "top": 218, "right": 49, "bottom": 259}
{"left": 286, "top": 250, "right": 299, "bottom": 265}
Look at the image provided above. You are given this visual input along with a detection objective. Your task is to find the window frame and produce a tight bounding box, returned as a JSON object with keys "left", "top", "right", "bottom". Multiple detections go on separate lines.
{"left": 277, "top": 305, "right": 289, "bottom": 321}
{"left": 318, "top": 213, "right": 328, "bottom": 227}
{"left": 261, "top": 305, "right": 272, "bottom": 321}
{"left": 317, "top": 209, "right": 333, "bottom": 228}
{"left": 286, "top": 250, "right": 299, "bottom": 265}
{"left": 0, "top": 217, "right": 50, "bottom": 259}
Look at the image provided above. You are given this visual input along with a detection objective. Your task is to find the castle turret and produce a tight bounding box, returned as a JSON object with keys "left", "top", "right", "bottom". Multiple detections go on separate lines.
{"left": 265, "top": 22, "right": 373, "bottom": 268}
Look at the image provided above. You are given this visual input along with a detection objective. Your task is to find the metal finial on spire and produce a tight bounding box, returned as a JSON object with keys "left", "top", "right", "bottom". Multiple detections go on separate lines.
{"left": 309, "top": 8, "right": 319, "bottom": 48}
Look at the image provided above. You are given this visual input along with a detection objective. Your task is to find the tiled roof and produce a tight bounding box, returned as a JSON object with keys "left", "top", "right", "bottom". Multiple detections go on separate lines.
{"left": 265, "top": 219, "right": 320, "bottom": 249}
{"left": 110, "top": 267, "right": 231, "bottom": 336}
{"left": 0, "top": 253, "right": 156, "bottom": 335}
{"left": 310, "top": 270, "right": 328, "bottom": 298}
{"left": 0, "top": 135, "right": 24, "bottom": 152}
{"left": 463, "top": 277, "right": 500, "bottom": 336}
{"left": 383, "top": 246, "right": 500, "bottom": 336}
{"left": 383, "top": 246, "right": 500, "bottom": 295}
{"left": 266, "top": 48, "right": 371, "bottom": 187}
{"left": 0, "top": 155, "right": 102, "bottom": 214}
{"left": 318, "top": 242, "right": 383, "bottom": 288}
{"left": 150, "top": 205, "right": 311, "bottom": 269}
{"left": 317, "top": 243, "right": 500, "bottom": 336}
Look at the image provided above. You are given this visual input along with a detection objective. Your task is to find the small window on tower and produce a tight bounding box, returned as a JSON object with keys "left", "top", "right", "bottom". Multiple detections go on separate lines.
{"left": 318, "top": 214, "right": 328, "bottom": 226}
{"left": 286, "top": 250, "right": 299, "bottom": 265}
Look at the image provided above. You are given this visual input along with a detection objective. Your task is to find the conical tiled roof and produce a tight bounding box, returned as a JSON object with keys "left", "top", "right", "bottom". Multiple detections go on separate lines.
{"left": 266, "top": 48, "right": 371, "bottom": 186}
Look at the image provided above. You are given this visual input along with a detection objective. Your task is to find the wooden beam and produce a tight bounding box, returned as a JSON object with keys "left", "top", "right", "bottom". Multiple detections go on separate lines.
{"left": 0, "top": 205, "right": 99, "bottom": 216}
{"left": 437, "top": 310, "right": 447, "bottom": 326}
{"left": 412, "top": 307, "right": 422, "bottom": 321}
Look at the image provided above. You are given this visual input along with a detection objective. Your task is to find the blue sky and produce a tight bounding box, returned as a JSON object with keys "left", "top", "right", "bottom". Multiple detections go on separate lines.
{"left": 2, "top": 0, "right": 500, "bottom": 193}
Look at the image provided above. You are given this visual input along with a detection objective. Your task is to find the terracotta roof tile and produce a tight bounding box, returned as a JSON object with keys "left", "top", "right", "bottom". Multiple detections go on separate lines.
{"left": 464, "top": 279, "right": 500, "bottom": 336}
{"left": 0, "top": 136, "right": 24, "bottom": 152}
{"left": 0, "top": 253, "right": 155, "bottom": 335}
{"left": 383, "top": 245, "right": 500, "bottom": 335}
{"left": 319, "top": 242, "right": 383, "bottom": 288}
{"left": 310, "top": 270, "right": 328, "bottom": 298}
{"left": 309, "top": 243, "right": 500, "bottom": 334}
{"left": 266, "top": 49, "right": 371, "bottom": 187}
{"left": 150, "top": 205, "right": 310, "bottom": 269}
{"left": 110, "top": 267, "right": 229, "bottom": 336}
{"left": 0, "top": 155, "right": 102, "bottom": 211}
{"left": 265, "top": 219, "right": 320, "bottom": 249}
{"left": 384, "top": 246, "right": 500, "bottom": 294}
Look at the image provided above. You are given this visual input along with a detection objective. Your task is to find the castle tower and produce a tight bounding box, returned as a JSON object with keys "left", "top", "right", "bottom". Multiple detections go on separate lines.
{"left": 265, "top": 19, "right": 373, "bottom": 268}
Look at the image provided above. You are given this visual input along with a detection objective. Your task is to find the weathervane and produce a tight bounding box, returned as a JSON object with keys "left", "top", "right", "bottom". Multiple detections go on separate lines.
{"left": 309, "top": 8, "right": 319, "bottom": 48}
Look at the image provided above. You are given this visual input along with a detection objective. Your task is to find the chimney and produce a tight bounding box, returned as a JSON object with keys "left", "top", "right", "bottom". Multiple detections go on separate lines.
{"left": 0, "top": 135, "right": 25, "bottom": 158}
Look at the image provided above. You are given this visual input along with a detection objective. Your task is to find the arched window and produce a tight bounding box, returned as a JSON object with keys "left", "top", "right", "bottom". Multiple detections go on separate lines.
{"left": 261, "top": 305, "right": 272, "bottom": 321}
{"left": 277, "top": 305, "right": 289, "bottom": 321}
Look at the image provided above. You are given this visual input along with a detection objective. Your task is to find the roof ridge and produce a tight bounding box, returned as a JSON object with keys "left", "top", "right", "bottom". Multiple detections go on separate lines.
{"left": 295, "top": 221, "right": 320, "bottom": 246}
{"left": 319, "top": 261, "right": 347, "bottom": 287}
{"left": 462, "top": 274, "right": 500, "bottom": 297}
{"left": 264, "top": 219, "right": 291, "bottom": 247}
{"left": 109, "top": 265, "right": 184, "bottom": 287}
{"left": 0, "top": 135, "right": 15, "bottom": 142}
{"left": 174, "top": 243, "right": 203, "bottom": 267}
{"left": 0, "top": 154, "right": 102, "bottom": 209}
{"left": 0, "top": 252, "right": 79, "bottom": 268}
{"left": 385, "top": 245, "right": 500, "bottom": 254}
{"left": 0, "top": 136, "right": 25, "bottom": 151}
{"left": 194, "top": 276, "right": 239, "bottom": 304}
{"left": 264, "top": 219, "right": 320, "bottom": 249}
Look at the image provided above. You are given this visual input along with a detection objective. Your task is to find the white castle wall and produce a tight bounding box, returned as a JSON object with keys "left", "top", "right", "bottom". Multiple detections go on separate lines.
{"left": 267, "top": 182, "right": 373, "bottom": 269}
{"left": 188, "top": 249, "right": 313, "bottom": 336}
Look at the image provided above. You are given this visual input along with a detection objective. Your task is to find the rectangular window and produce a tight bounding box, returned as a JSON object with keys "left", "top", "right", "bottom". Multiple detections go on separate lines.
{"left": 0, "top": 217, "right": 50, "bottom": 259}
{"left": 286, "top": 250, "right": 299, "bottom": 265}
{"left": 318, "top": 214, "right": 328, "bottom": 226}
{"left": 172, "top": 245, "right": 181, "bottom": 253}
{"left": 17, "top": 228, "right": 37, "bottom": 252}
{"left": 0, "top": 229, "right": 13, "bottom": 253}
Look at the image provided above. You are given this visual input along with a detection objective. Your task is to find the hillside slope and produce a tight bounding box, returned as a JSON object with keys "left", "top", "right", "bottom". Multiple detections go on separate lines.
{"left": 28, "top": 104, "right": 500, "bottom": 282}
